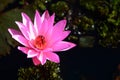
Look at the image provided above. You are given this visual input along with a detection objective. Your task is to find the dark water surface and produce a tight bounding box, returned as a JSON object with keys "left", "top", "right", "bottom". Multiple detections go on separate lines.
{"left": 0, "top": 47, "right": 120, "bottom": 80}
{"left": 60, "top": 47, "right": 120, "bottom": 80}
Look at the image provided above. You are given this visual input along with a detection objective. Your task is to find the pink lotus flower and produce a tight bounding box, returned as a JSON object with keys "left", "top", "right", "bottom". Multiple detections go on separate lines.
{"left": 8, "top": 10, "right": 76, "bottom": 65}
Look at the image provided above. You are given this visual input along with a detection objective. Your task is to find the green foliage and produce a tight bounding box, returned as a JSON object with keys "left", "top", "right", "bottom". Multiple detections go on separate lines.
{"left": 18, "top": 61, "right": 62, "bottom": 80}
{"left": 33, "top": 0, "right": 47, "bottom": 11}
{"left": 97, "top": 0, "right": 120, "bottom": 47}
{"left": 79, "top": 16, "right": 94, "bottom": 32}
{"left": 78, "top": 0, "right": 120, "bottom": 47}
{"left": 50, "top": 1, "right": 69, "bottom": 17}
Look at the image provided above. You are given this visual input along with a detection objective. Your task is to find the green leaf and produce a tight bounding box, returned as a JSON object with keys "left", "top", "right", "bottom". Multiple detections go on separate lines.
{"left": 50, "top": 1, "right": 69, "bottom": 17}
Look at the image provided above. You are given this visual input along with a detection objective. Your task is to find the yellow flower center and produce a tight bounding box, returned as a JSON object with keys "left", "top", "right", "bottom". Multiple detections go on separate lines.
{"left": 34, "top": 35, "right": 46, "bottom": 50}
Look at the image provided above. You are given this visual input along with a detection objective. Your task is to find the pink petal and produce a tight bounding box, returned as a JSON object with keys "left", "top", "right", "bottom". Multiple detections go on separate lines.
{"left": 52, "top": 41, "right": 76, "bottom": 51}
{"left": 39, "top": 19, "right": 48, "bottom": 36}
{"left": 8, "top": 28, "right": 22, "bottom": 35}
{"left": 22, "top": 12, "right": 37, "bottom": 39}
{"left": 58, "top": 31, "right": 71, "bottom": 41}
{"left": 8, "top": 28, "right": 29, "bottom": 47}
{"left": 53, "top": 20, "right": 66, "bottom": 33}
{"left": 18, "top": 46, "right": 29, "bottom": 54}
{"left": 37, "top": 52, "right": 46, "bottom": 65}
{"left": 34, "top": 10, "right": 42, "bottom": 35}
{"left": 28, "top": 40, "right": 39, "bottom": 51}
{"left": 15, "top": 21, "right": 30, "bottom": 40}
{"left": 48, "top": 13, "right": 55, "bottom": 27}
{"left": 46, "top": 52, "right": 60, "bottom": 63}
{"left": 45, "top": 13, "right": 55, "bottom": 40}
{"left": 21, "top": 12, "right": 31, "bottom": 27}
{"left": 48, "top": 31, "right": 71, "bottom": 47}
{"left": 29, "top": 21, "right": 36, "bottom": 40}
{"left": 54, "top": 31, "right": 70, "bottom": 42}
{"left": 32, "top": 57, "right": 41, "bottom": 65}
{"left": 41, "top": 10, "right": 50, "bottom": 22}
{"left": 27, "top": 50, "right": 38, "bottom": 58}
{"left": 48, "top": 20, "right": 68, "bottom": 44}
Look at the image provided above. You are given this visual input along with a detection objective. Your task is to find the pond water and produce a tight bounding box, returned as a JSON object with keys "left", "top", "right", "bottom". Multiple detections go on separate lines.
{"left": 0, "top": 47, "right": 120, "bottom": 80}
{"left": 60, "top": 47, "right": 120, "bottom": 80}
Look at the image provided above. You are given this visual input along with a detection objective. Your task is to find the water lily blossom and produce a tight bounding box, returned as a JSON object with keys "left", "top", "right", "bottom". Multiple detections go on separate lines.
{"left": 8, "top": 10, "right": 76, "bottom": 65}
